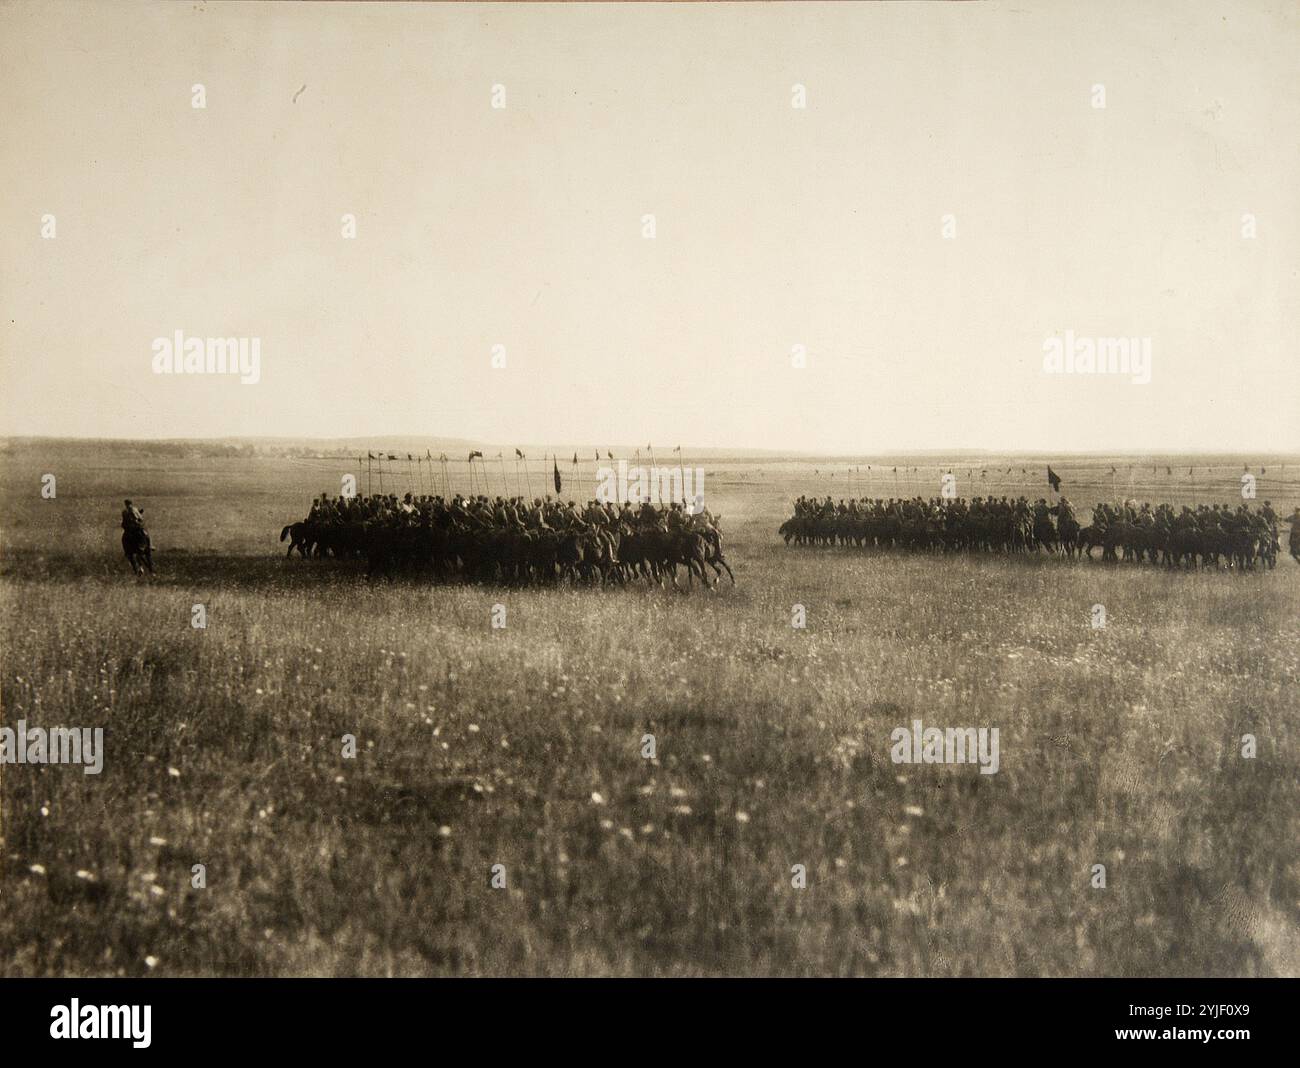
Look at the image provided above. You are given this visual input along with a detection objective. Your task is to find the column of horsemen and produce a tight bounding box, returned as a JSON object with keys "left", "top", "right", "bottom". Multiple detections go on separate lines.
{"left": 781, "top": 493, "right": 1296, "bottom": 570}
{"left": 124, "top": 480, "right": 1299, "bottom": 579}
{"left": 280, "top": 491, "right": 734, "bottom": 587}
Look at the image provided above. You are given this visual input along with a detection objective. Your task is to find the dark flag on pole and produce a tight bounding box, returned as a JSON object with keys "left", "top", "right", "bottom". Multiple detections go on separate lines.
{"left": 553, "top": 457, "right": 562, "bottom": 494}
{"left": 1047, "top": 466, "right": 1061, "bottom": 493}
{"left": 515, "top": 448, "right": 525, "bottom": 459}
{"left": 387, "top": 454, "right": 398, "bottom": 461}
{"left": 468, "top": 450, "right": 483, "bottom": 462}
{"left": 572, "top": 452, "right": 578, "bottom": 465}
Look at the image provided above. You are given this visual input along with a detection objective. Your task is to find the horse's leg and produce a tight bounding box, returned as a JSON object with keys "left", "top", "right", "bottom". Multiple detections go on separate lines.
{"left": 696, "top": 557, "right": 712, "bottom": 588}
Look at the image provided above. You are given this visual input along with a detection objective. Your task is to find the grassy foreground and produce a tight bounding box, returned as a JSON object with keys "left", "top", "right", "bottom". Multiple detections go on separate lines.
{"left": 2, "top": 534, "right": 1297, "bottom": 976}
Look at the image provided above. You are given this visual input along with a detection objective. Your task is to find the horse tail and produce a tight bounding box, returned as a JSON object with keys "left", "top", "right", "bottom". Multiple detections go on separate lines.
{"left": 280, "top": 525, "right": 291, "bottom": 541}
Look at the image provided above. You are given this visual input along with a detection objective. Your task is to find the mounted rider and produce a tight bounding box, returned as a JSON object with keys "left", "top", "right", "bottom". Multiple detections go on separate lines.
{"left": 122, "top": 499, "right": 146, "bottom": 533}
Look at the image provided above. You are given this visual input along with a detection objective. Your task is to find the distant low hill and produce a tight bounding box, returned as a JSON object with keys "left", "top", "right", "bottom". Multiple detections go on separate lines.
{"left": 0, "top": 436, "right": 803, "bottom": 463}
{"left": 3, "top": 437, "right": 1298, "bottom": 470}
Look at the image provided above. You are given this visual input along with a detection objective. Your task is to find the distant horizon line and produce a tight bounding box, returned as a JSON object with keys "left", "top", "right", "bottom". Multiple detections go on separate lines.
{"left": 3, "top": 434, "right": 1299, "bottom": 460}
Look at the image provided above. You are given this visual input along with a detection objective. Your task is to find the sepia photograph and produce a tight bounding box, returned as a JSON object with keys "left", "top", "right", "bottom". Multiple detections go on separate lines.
{"left": 0, "top": 0, "right": 1296, "bottom": 1046}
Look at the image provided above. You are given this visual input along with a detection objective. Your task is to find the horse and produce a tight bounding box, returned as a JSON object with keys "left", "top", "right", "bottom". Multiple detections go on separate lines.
{"left": 315, "top": 521, "right": 368, "bottom": 560}
{"left": 699, "top": 526, "right": 735, "bottom": 585}
{"left": 279, "top": 521, "right": 315, "bottom": 558}
{"left": 664, "top": 530, "right": 712, "bottom": 589}
{"left": 1055, "top": 513, "right": 1081, "bottom": 558}
{"left": 617, "top": 528, "right": 662, "bottom": 584}
{"left": 554, "top": 529, "right": 605, "bottom": 585}
{"left": 587, "top": 528, "right": 624, "bottom": 586}
{"left": 1032, "top": 513, "right": 1059, "bottom": 554}
{"left": 122, "top": 526, "right": 153, "bottom": 575}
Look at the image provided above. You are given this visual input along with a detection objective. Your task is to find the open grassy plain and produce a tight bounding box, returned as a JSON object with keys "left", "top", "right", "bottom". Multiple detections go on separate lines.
{"left": 1, "top": 441, "right": 1297, "bottom": 976}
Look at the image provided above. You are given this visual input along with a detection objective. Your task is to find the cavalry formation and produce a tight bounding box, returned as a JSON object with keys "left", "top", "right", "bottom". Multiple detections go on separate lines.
{"left": 118, "top": 479, "right": 1300, "bottom": 581}
{"left": 780, "top": 495, "right": 1297, "bottom": 571}
{"left": 278, "top": 492, "right": 734, "bottom": 588}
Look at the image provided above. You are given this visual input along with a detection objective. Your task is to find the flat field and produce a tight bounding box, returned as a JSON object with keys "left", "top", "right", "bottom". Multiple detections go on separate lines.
{"left": 1, "top": 442, "right": 1297, "bottom": 976}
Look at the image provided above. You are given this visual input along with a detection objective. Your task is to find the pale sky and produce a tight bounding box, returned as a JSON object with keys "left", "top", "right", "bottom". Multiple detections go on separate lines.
{"left": 1, "top": 0, "right": 1297, "bottom": 453}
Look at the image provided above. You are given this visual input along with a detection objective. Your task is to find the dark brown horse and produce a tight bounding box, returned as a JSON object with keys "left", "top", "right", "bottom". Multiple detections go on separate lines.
{"left": 123, "top": 527, "right": 153, "bottom": 575}
{"left": 280, "top": 521, "right": 315, "bottom": 558}
{"left": 699, "top": 527, "right": 735, "bottom": 585}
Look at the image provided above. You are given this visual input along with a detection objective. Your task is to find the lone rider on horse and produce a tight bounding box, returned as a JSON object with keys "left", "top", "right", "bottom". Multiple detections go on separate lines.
{"left": 121, "top": 499, "right": 153, "bottom": 574}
